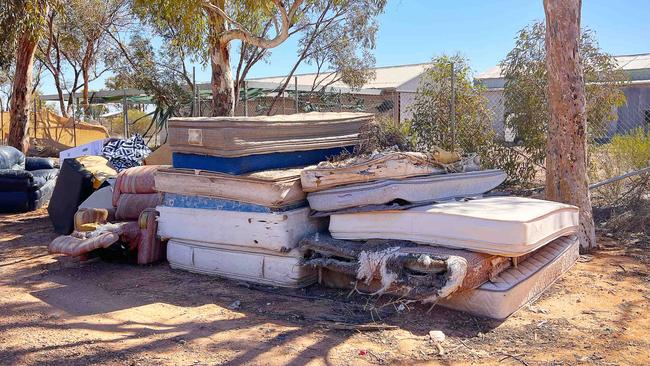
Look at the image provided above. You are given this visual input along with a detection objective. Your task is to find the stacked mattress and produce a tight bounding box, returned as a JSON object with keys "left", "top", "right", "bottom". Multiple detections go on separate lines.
{"left": 297, "top": 151, "right": 580, "bottom": 319}
{"left": 168, "top": 112, "right": 372, "bottom": 174}
{"left": 156, "top": 112, "right": 371, "bottom": 287}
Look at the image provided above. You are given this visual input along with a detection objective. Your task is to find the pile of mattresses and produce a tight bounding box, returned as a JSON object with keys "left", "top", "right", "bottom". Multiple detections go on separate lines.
{"left": 298, "top": 152, "right": 580, "bottom": 319}
{"left": 155, "top": 112, "right": 373, "bottom": 287}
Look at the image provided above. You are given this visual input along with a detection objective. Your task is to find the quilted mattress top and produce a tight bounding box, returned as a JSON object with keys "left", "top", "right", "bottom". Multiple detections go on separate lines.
{"left": 329, "top": 197, "right": 579, "bottom": 256}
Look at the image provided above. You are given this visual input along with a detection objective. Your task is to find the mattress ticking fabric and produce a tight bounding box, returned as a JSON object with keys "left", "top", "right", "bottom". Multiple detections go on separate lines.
{"left": 300, "top": 150, "right": 481, "bottom": 192}
{"left": 154, "top": 167, "right": 305, "bottom": 209}
{"left": 167, "top": 240, "right": 316, "bottom": 288}
{"left": 162, "top": 193, "right": 305, "bottom": 213}
{"left": 307, "top": 169, "right": 507, "bottom": 212}
{"left": 329, "top": 197, "right": 579, "bottom": 256}
{"left": 439, "top": 235, "right": 579, "bottom": 319}
{"left": 167, "top": 112, "right": 371, "bottom": 157}
{"left": 172, "top": 147, "right": 352, "bottom": 175}
{"left": 300, "top": 233, "right": 512, "bottom": 303}
{"left": 156, "top": 206, "right": 326, "bottom": 252}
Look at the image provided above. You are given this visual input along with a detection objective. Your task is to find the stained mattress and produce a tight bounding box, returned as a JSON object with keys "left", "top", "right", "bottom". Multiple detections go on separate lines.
{"left": 301, "top": 151, "right": 446, "bottom": 192}
{"left": 167, "top": 112, "right": 371, "bottom": 157}
{"left": 301, "top": 233, "right": 513, "bottom": 302}
{"left": 172, "top": 146, "right": 352, "bottom": 175}
{"left": 162, "top": 193, "right": 305, "bottom": 212}
{"left": 156, "top": 206, "right": 326, "bottom": 252}
{"left": 307, "top": 169, "right": 507, "bottom": 212}
{"left": 329, "top": 197, "right": 579, "bottom": 256}
{"left": 167, "top": 239, "right": 316, "bottom": 288}
{"left": 155, "top": 167, "right": 305, "bottom": 208}
{"left": 439, "top": 235, "right": 579, "bottom": 319}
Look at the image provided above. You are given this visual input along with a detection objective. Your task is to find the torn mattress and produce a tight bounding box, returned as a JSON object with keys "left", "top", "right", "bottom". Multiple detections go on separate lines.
{"left": 167, "top": 112, "right": 371, "bottom": 157}
{"left": 154, "top": 167, "right": 305, "bottom": 209}
{"left": 167, "top": 239, "right": 316, "bottom": 288}
{"left": 329, "top": 197, "right": 579, "bottom": 257}
{"left": 300, "top": 150, "right": 481, "bottom": 192}
{"left": 300, "top": 233, "right": 513, "bottom": 302}
{"left": 156, "top": 206, "right": 326, "bottom": 252}
{"left": 439, "top": 235, "right": 579, "bottom": 319}
{"left": 307, "top": 169, "right": 507, "bottom": 212}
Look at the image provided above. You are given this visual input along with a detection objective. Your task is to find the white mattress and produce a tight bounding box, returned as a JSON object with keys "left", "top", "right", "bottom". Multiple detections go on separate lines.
{"left": 439, "top": 235, "right": 579, "bottom": 319}
{"left": 154, "top": 167, "right": 305, "bottom": 208}
{"left": 329, "top": 197, "right": 579, "bottom": 256}
{"left": 157, "top": 206, "right": 326, "bottom": 252}
{"left": 307, "top": 170, "right": 506, "bottom": 211}
{"left": 167, "top": 239, "right": 316, "bottom": 288}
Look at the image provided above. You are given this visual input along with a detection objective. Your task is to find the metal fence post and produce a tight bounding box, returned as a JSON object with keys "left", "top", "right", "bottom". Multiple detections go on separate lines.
{"left": 294, "top": 76, "right": 299, "bottom": 113}
{"left": 450, "top": 62, "right": 456, "bottom": 151}
{"left": 192, "top": 66, "right": 197, "bottom": 117}
{"left": 244, "top": 80, "right": 248, "bottom": 117}
{"left": 122, "top": 90, "right": 128, "bottom": 138}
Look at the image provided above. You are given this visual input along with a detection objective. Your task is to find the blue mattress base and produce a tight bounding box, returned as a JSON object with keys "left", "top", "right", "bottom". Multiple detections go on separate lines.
{"left": 162, "top": 193, "right": 306, "bottom": 213}
{"left": 172, "top": 146, "right": 353, "bottom": 174}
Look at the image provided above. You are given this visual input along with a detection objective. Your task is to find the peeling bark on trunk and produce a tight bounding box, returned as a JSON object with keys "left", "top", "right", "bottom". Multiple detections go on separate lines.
{"left": 8, "top": 33, "right": 38, "bottom": 153}
{"left": 209, "top": 10, "right": 234, "bottom": 117}
{"left": 543, "top": 0, "right": 596, "bottom": 252}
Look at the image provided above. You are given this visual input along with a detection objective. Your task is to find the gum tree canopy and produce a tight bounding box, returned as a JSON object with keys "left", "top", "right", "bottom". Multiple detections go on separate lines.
{"left": 133, "top": 0, "right": 306, "bottom": 117}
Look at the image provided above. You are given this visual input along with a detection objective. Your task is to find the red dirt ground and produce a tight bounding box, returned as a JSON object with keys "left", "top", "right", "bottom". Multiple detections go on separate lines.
{"left": 1, "top": 208, "right": 648, "bottom": 365}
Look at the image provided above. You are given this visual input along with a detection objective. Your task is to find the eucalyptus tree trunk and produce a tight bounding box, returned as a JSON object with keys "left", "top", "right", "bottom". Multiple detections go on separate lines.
{"left": 208, "top": 8, "right": 234, "bottom": 117}
{"left": 8, "top": 33, "right": 38, "bottom": 153}
{"left": 543, "top": 0, "right": 596, "bottom": 252}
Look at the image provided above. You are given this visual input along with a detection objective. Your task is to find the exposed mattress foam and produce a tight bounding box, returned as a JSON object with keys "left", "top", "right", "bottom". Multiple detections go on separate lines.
{"left": 155, "top": 167, "right": 306, "bottom": 208}
{"left": 439, "top": 235, "right": 579, "bottom": 319}
{"left": 167, "top": 239, "right": 316, "bottom": 288}
{"left": 300, "top": 151, "right": 446, "bottom": 192}
{"left": 307, "top": 169, "right": 506, "bottom": 211}
{"left": 157, "top": 206, "right": 326, "bottom": 252}
{"left": 168, "top": 112, "right": 371, "bottom": 157}
{"left": 329, "top": 197, "right": 579, "bottom": 256}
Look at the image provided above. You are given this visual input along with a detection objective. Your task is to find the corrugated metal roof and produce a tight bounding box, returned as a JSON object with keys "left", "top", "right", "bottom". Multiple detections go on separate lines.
{"left": 476, "top": 53, "right": 650, "bottom": 81}
{"left": 248, "top": 62, "right": 430, "bottom": 91}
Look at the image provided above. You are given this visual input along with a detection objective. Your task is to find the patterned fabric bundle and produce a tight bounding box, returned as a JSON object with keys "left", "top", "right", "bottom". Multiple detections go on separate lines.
{"left": 102, "top": 134, "right": 151, "bottom": 172}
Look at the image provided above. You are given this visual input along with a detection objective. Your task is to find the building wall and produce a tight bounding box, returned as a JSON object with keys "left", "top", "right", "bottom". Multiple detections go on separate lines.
{"left": 482, "top": 84, "right": 650, "bottom": 141}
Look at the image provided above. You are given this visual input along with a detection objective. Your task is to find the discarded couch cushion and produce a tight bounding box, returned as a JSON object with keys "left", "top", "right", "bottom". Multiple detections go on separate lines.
{"left": 167, "top": 239, "right": 316, "bottom": 288}
{"left": 300, "top": 233, "right": 512, "bottom": 302}
{"left": 329, "top": 197, "right": 579, "bottom": 256}
{"left": 48, "top": 158, "right": 99, "bottom": 234}
{"left": 156, "top": 206, "right": 326, "bottom": 252}
{"left": 112, "top": 165, "right": 165, "bottom": 207}
{"left": 114, "top": 193, "right": 161, "bottom": 220}
{"left": 167, "top": 112, "right": 371, "bottom": 157}
{"left": 307, "top": 169, "right": 507, "bottom": 212}
{"left": 438, "top": 235, "right": 579, "bottom": 319}
{"left": 154, "top": 167, "right": 306, "bottom": 209}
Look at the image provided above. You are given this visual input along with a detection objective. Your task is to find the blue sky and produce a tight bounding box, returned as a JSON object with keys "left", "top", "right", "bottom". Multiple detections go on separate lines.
{"left": 42, "top": 0, "right": 650, "bottom": 95}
